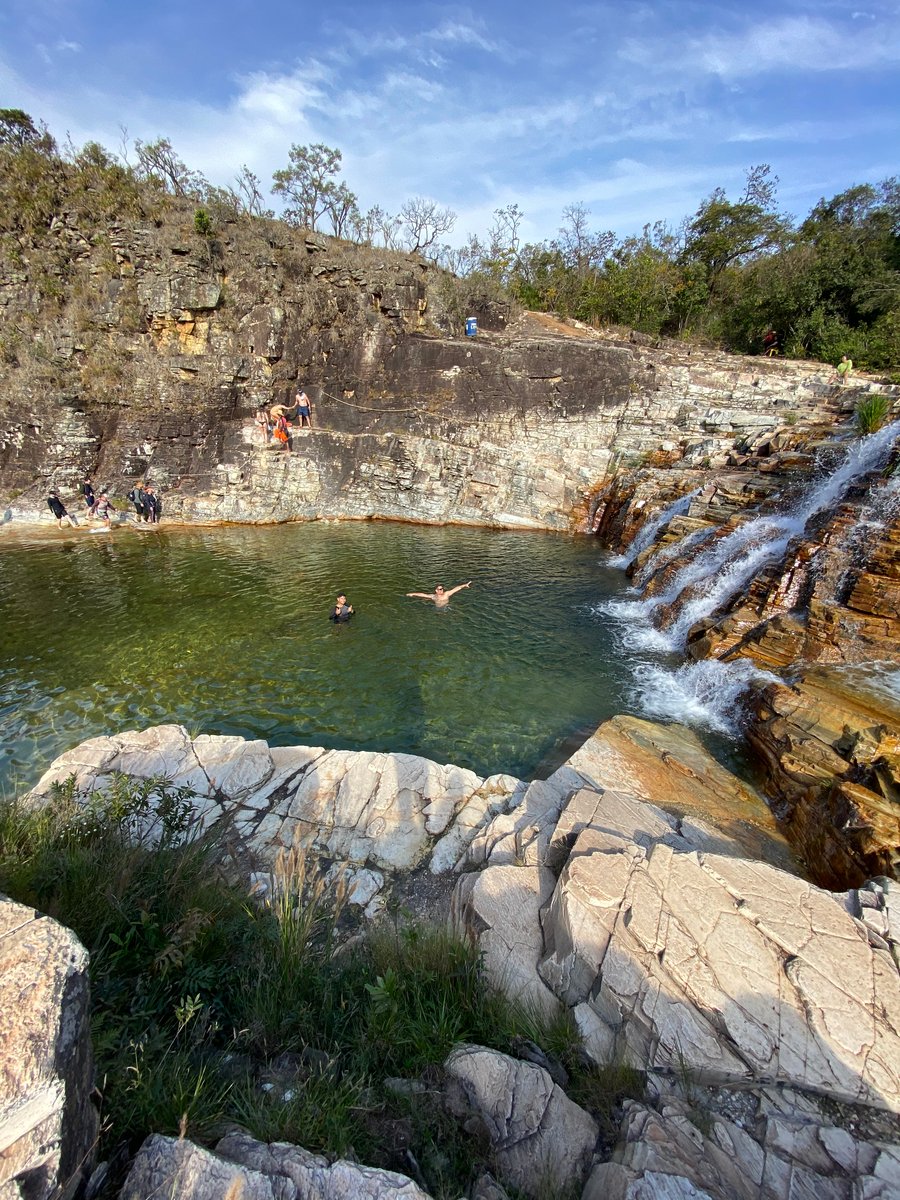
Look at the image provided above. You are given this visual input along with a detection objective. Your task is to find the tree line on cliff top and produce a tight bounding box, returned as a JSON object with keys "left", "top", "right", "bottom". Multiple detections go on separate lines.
{"left": 2, "top": 108, "right": 898, "bottom": 373}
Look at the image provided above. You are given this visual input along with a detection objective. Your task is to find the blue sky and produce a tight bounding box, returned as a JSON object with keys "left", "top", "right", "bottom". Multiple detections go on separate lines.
{"left": 1, "top": 0, "right": 898, "bottom": 247}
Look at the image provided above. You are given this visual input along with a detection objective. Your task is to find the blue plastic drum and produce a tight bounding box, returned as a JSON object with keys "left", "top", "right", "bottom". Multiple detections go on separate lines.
{"left": 465, "top": 317, "right": 478, "bottom": 337}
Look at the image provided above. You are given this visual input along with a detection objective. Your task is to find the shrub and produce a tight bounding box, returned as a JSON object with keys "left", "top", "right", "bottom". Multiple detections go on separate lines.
{"left": 855, "top": 393, "right": 893, "bottom": 436}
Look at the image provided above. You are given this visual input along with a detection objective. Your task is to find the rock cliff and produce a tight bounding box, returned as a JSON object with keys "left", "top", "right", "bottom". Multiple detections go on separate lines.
{"left": 0, "top": 206, "right": 860, "bottom": 531}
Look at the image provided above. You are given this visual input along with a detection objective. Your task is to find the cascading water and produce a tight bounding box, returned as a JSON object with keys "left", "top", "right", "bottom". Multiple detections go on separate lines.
{"left": 599, "top": 420, "right": 900, "bottom": 733}
{"left": 607, "top": 487, "right": 702, "bottom": 570}
{"left": 632, "top": 524, "right": 713, "bottom": 588}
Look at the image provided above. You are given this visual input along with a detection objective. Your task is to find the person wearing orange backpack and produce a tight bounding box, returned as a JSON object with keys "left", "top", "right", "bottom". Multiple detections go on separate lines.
{"left": 269, "top": 402, "right": 293, "bottom": 453}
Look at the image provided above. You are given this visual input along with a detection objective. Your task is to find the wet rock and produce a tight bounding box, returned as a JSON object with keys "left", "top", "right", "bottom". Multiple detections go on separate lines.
{"left": 745, "top": 666, "right": 900, "bottom": 888}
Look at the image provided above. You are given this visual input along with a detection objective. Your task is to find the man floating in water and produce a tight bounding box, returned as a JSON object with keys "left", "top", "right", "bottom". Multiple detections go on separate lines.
{"left": 406, "top": 581, "right": 472, "bottom": 607}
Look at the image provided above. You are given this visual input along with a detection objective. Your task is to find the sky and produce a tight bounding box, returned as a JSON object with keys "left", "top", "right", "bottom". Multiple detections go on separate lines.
{"left": 1, "top": 0, "right": 898, "bottom": 249}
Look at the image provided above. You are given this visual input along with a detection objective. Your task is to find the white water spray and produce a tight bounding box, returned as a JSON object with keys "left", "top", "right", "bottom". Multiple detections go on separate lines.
{"left": 607, "top": 488, "right": 701, "bottom": 570}
{"left": 601, "top": 421, "right": 900, "bottom": 732}
{"left": 631, "top": 658, "right": 782, "bottom": 736}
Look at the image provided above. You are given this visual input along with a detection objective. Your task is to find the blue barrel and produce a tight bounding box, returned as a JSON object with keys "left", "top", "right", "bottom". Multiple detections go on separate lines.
{"left": 465, "top": 316, "right": 478, "bottom": 337}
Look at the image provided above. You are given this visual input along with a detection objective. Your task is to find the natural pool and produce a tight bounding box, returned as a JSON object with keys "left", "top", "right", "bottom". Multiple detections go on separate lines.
{"left": 0, "top": 520, "right": 647, "bottom": 795}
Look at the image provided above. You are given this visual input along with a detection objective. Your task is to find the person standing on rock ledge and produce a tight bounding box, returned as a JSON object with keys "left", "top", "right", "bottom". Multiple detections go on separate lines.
{"left": 406, "top": 581, "right": 472, "bottom": 607}
{"left": 295, "top": 387, "right": 313, "bottom": 430}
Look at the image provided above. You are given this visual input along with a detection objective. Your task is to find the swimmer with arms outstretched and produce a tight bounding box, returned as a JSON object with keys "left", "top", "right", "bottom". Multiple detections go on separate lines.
{"left": 406, "top": 581, "right": 472, "bottom": 607}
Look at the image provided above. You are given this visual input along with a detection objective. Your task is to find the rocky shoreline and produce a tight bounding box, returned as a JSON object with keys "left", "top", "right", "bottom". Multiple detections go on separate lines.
{"left": 3, "top": 724, "right": 899, "bottom": 1199}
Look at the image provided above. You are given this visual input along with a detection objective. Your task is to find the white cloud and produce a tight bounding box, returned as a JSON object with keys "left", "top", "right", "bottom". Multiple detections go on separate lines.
{"left": 628, "top": 14, "right": 900, "bottom": 78}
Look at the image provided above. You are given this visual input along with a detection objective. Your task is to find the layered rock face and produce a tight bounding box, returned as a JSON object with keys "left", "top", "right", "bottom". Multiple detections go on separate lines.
{"left": 0, "top": 210, "right": 850, "bottom": 532}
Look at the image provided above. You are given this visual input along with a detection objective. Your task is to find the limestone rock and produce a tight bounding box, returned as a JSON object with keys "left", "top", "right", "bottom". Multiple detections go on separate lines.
{"left": 120, "top": 1135, "right": 275, "bottom": 1200}
{"left": 536, "top": 791, "right": 900, "bottom": 1110}
{"left": 217, "top": 1131, "right": 432, "bottom": 1198}
{"left": 564, "top": 716, "right": 795, "bottom": 871}
{"left": 0, "top": 899, "right": 96, "bottom": 1200}
{"left": 25, "top": 727, "right": 486, "bottom": 873}
{"left": 443, "top": 1045, "right": 597, "bottom": 1199}
{"left": 451, "top": 863, "right": 559, "bottom": 1021}
{"left": 121, "top": 1132, "right": 432, "bottom": 1200}
{"left": 588, "top": 1095, "right": 900, "bottom": 1200}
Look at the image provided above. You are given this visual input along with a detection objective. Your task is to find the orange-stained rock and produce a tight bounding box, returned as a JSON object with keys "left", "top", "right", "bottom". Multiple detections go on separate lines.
{"left": 745, "top": 666, "right": 900, "bottom": 887}
{"left": 565, "top": 715, "right": 795, "bottom": 872}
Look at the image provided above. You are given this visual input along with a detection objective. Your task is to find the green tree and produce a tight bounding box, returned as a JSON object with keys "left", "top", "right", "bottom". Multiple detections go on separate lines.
{"left": 272, "top": 143, "right": 347, "bottom": 231}
{"left": 0, "top": 108, "right": 56, "bottom": 153}
{"left": 680, "top": 165, "right": 791, "bottom": 288}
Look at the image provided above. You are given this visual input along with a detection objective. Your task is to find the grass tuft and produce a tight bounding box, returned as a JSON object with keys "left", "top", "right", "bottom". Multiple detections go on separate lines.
{"left": 855, "top": 393, "right": 893, "bottom": 436}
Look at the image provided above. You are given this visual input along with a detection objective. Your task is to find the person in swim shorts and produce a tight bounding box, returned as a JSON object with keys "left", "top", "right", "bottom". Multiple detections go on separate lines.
{"left": 405, "top": 581, "right": 472, "bottom": 608}
{"left": 295, "top": 387, "right": 313, "bottom": 429}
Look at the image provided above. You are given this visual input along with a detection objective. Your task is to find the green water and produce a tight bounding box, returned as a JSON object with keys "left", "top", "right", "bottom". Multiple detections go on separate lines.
{"left": 0, "top": 521, "right": 636, "bottom": 793}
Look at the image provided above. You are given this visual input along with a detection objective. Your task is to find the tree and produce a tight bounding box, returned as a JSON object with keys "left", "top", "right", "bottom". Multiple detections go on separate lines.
{"left": 323, "top": 181, "right": 360, "bottom": 239}
{"left": 680, "top": 164, "right": 791, "bottom": 285}
{"left": 398, "top": 197, "right": 456, "bottom": 255}
{"left": 0, "top": 109, "right": 56, "bottom": 154}
{"left": 272, "top": 143, "right": 344, "bottom": 231}
{"left": 556, "top": 202, "right": 616, "bottom": 278}
{"left": 234, "top": 165, "right": 272, "bottom": 218}
{"left": 134, "top": 137, "right": 207, "bottom": 197}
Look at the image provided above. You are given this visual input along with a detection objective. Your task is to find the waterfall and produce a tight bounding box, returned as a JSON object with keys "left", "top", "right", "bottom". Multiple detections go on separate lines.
{"left": 607, "top": 488, "right": 701, "bottom": 570}
{"left": 631, "top": 658, "right": 782, "bottom": 736}
{"left": 615, "top": 421, "right": 900, "bottom": 652}
{"left": 633, "top": 525, "right": 713, "bottom": 588}
{"left": 598, "top": 421, "right": 900, "bottom": 733}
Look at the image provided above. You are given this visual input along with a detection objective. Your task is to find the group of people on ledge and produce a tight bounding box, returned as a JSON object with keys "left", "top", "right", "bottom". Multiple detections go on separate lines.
{"left": 330, "top": 580, "right": 472, "bottom": 623}
{"left": 45, "top": 477, "right": 161, "bottom": 531}
{"left": 256, "top": 387, "right": 313, "bottom": 453}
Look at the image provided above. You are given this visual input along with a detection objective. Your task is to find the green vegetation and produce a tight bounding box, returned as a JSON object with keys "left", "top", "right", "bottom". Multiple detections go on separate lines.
{"left": 855, "top": 393, "right": 894, "bottom": 436}
{"left": 4, "top": 108, "right": 894, "bottom": 367}
{"left": 0, "top": 775, "right": 635, "bottom": 1197}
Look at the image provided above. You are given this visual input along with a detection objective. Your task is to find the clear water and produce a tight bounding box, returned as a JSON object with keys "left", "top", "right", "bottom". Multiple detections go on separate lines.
{"left": 0, "top": 521, "right": 639, "bottom": 793}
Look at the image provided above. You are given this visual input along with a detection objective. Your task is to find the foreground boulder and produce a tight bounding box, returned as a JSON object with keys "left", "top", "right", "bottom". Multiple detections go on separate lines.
{"left": 120, "top": 1132, "right": 431, "bottom": 1200}
{"left": 444, "top": 1045, "right": 598, "bottom": 1199}
{"left": 586, "top": 1088, "right": 900, "bottom": 1200}
{"left": 458, "top": 787, "right": 900, "bottom": 1112}
{"left": 25, "top": 724, "right": 520, "bottom": 874}
{"left": 0, "top": 898, "right": 96, "bottom": 1200}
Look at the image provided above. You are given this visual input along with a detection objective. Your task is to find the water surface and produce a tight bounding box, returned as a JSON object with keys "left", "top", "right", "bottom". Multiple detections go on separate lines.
{"left": 0, "top": 521, "right": 639, "bottom": 793}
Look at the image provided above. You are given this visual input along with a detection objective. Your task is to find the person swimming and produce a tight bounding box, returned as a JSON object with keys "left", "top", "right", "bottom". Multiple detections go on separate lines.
{"left": 405, "top": 581, "right": 472, "bottom": 608}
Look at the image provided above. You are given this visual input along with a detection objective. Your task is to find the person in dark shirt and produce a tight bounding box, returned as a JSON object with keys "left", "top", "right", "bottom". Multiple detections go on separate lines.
{"left": 143, "top": 484, "right": 161, "bottom": 524}
{"left": 82, "top": 479, "right": 97, "bottom": 515}
{"left": 330, "top": 593, "right": 354, "bottom": 622}
{"left": 47, "top": 489, "right": 75, "bottom": 528}
{"left": 129, "top": 481, "right": 148, "bottom": 522}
